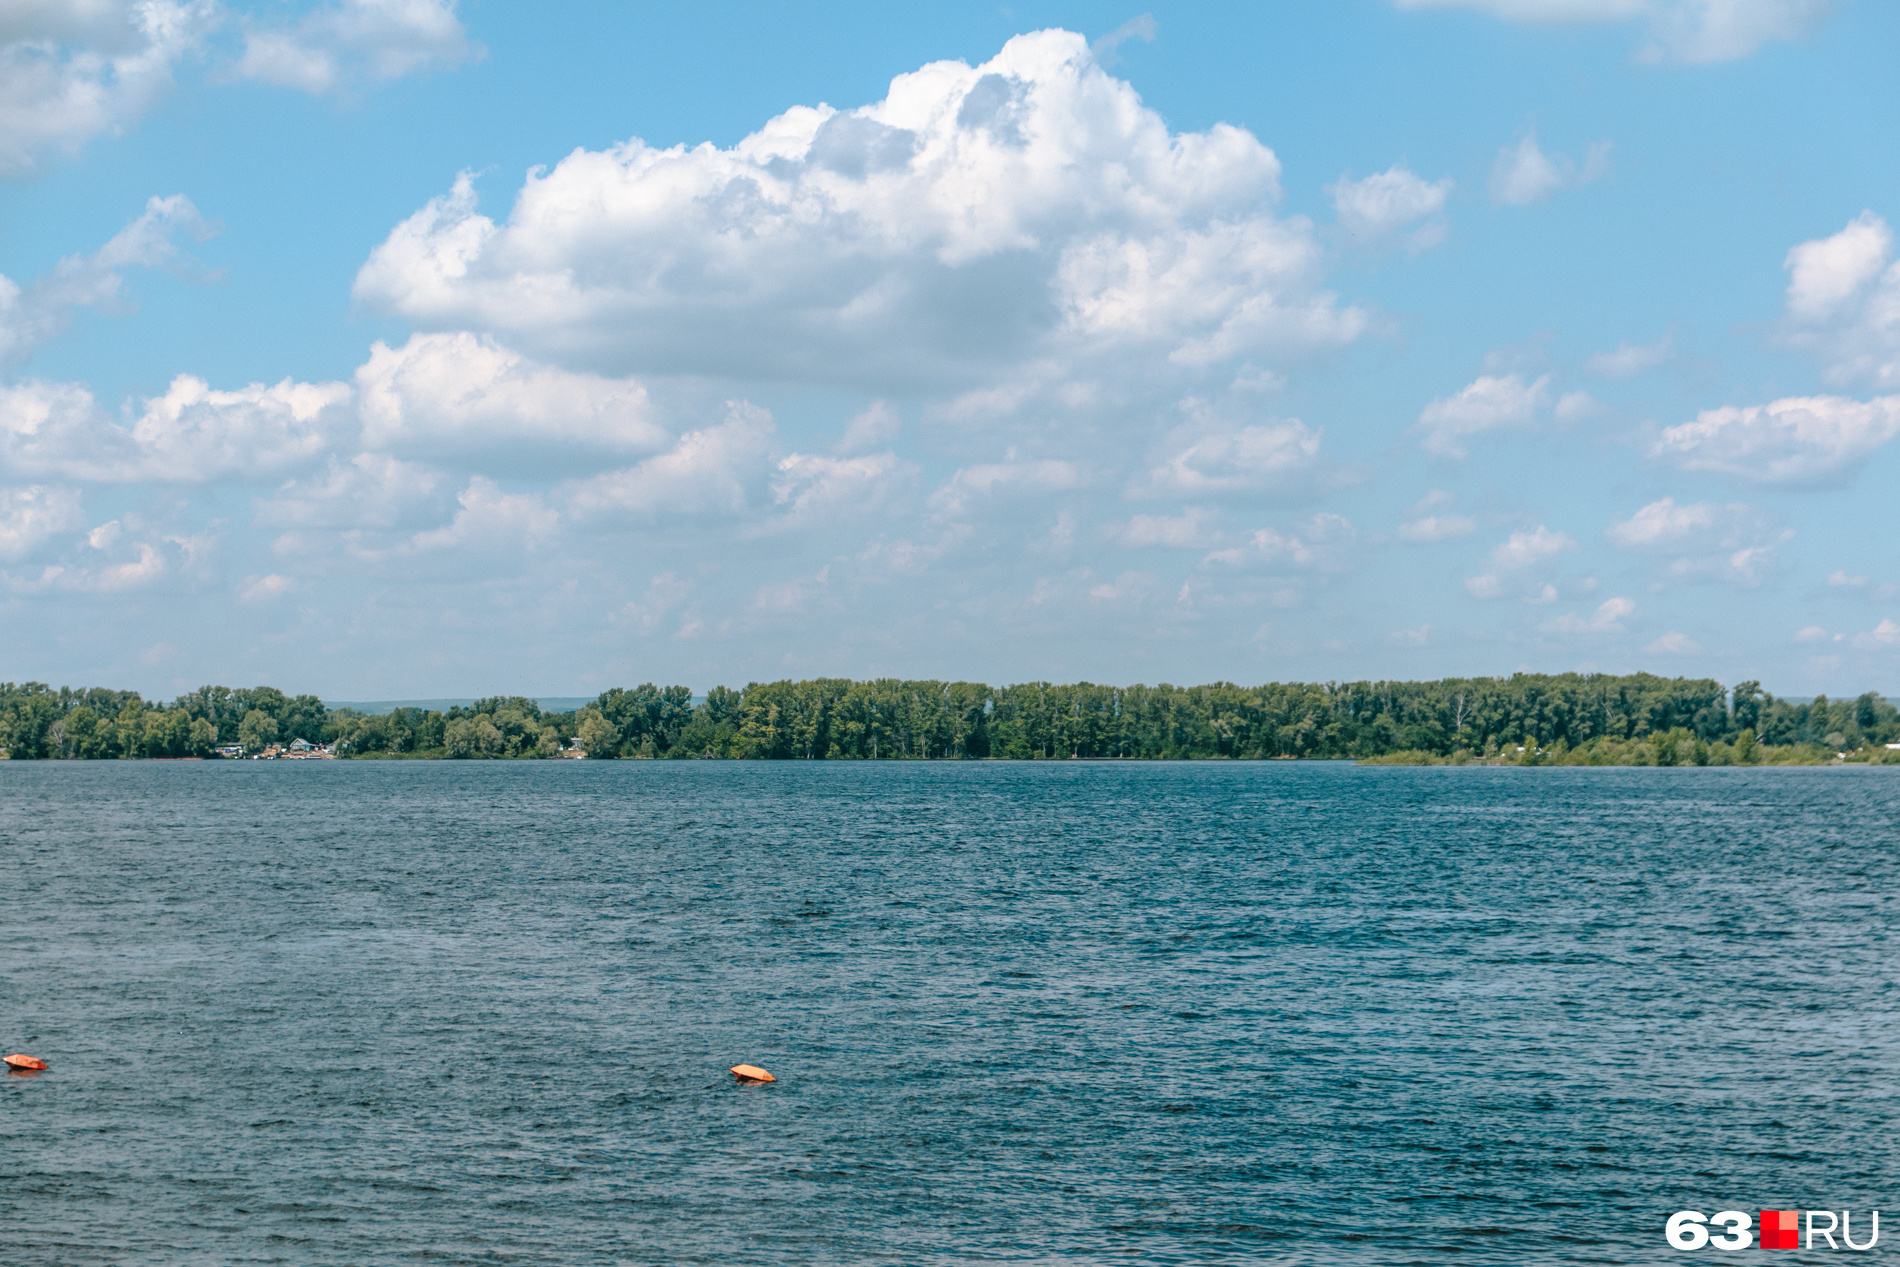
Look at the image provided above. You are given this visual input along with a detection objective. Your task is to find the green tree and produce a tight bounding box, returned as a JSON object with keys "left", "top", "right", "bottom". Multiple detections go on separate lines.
{"left": 576, "top": 708, "right": 619, "bottom": 758}
{"left": 238, "top": 710, "right": 278, "bottom": 754}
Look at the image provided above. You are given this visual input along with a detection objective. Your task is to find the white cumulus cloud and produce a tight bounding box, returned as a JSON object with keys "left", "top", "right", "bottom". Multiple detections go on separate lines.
{"left": 1542, "top": 595, "right": 1635, "bottom": 634}
{"left": 1415, "top": 372, "right": 1550, "bottom": 457}
{"left": 1780, "top": 211, "right": 1900, "bottom": 388}
{"left": 1644, "top": 630, "right": 1702, "bottom": 654}
{"left": 409, "top": 475, "right": 555, "bottom": 553}
{"left": 1328, "top": 163, "right": 1453, "bottom": 251}
{"left": 1465, "top": 524, "right": 1575, "bottom": 598}
{"left": 353, "top": 30, "right": 1366, "bottom": 394}
{"left": 1399, "top": 512, "right": 1476, "bottom": 543}
{"left": 562, "top": 402, "right": 775, "bottom": 523}
{"left": 255, "top": 452, "right": 447, "bottom": 531}
{"left": 355, "top": 332, "right": 664, "bottom": 466}
{"left": 1650, "top": 393, "right": 1900, "bottom": 486}
{"left": 769, "top": 450, "right": 913, "bottom": 525}
{"left": 0, "top": 483, "right": 83, "bottom": 560}
{"left": 928, "top": 456, "right": 1083, "bottom": 519}
{"left": 1201, "top": 513, "right": 1354, "bottom": 572}
{"left": 1131, "top": 413, "right": 1322, "bottom": 497}
{"left": 1606, "top": 496, "right": 1759, "bottom": 549}
{"left": 1851, "top": 618, "right": 1900, "bottom": 650}
{"left": 238, "top": 572, "right": 298, "bottom": 602}
{"left": 0, "top": 1, "right": 214, "bottom": 178}
{"left": 0, "top": 372, "right": 352, "bottom": 482}
{"left": 1488, "top": 132, "right": 1611, "bottom": 206}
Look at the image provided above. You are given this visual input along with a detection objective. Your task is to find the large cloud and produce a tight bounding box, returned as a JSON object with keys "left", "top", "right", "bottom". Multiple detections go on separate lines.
{"left": 0, "top": 1, "right": 213, "bottom": 178}
{"left": 353, "top": 29, "right": 1365, "bottom": 393}
{"left": 1781, "top": 211, "right": 1900, "bottom": 388}
{"left": 2, "top": 330, "right": 666, "bottom": 483}
{"left": 1651, "top": 394, "right": 1900, "bottom": 486}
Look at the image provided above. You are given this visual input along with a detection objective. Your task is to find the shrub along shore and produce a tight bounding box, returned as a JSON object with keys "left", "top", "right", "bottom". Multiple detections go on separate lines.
{"left": 2, "top": 673, "right": 1895, "bottom": 765}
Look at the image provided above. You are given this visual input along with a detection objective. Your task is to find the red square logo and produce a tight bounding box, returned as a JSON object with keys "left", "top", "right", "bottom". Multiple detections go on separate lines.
{"left": 1761, "top": 1209, "right": 1800, "bottom": 1249}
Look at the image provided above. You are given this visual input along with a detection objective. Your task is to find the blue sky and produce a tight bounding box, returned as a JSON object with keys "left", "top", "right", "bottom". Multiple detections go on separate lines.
{"left": 2, "top": 0, "right": 1897, "bottom": 699}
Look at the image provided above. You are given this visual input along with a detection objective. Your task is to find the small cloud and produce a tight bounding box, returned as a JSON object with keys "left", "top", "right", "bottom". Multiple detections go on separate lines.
{"left": 1827, "top": 568, "right": 1868, "bottom": 588}
{"left": 1588, "top": 336, "right": 1674, "bottom": 379}
{"left": 1201, "top": 513, "right": 1354, "bottom": 573}
{"left": 835, "top": 400, "right": 900, "bottom": 454}
{"left": 1542, "top": 596, "right": 1635, "bottom": 634}
{"left": 1090, "top": 13, "right": 1157, "bottom": 65}
{"left": 1852, "top": 618, "right": 1900, "bottom": 650}
{"left": 1794, "top": 625, "right": 1831, "bottom": 643}
{"left": 1554, "top": 390, "right": 1600, "bottom": 422}
{"left": 929, "top": 457, "right": 1082, "bottom": 518}
{"left": 239, "top": 573, "right": 298, "bottom": 602}
{"left": 1415, "top": 373, "right": 1550, "bottom": 457}
{"left": 1644, "top": 631, "right": 1702, "bottom": 655}
{"left": 234, "top": 0, "right": 481, "bottom": 97}
{"left": 1088, "top": 570, "right": 1162, "bottom": 604}
{"left": 1328, "top": 164, "right": 1453, "bottom": 252}
{"left": 1116, "top": 508, "right": 1220, "bottom": 548}
{"left": 1465, "top": 524, "right": 1575, "bottom": 600}
{"left": 1492, "top": 524, "right": 1575, "bottom": 570}
{"left": 1399, "top": 513, "right": 1476, "bottom": 543}
{"left": 1131, "top": 411, "right": 1323, "bottom": 497}
{"left": 0, "top": 484, "right": 83, "bottom": 560}
{"left": 1488, "top": 131, "right": 1611, "bottom": 206}
{"left": 1388, "top": 623, "right": 1431, "bottom": 646}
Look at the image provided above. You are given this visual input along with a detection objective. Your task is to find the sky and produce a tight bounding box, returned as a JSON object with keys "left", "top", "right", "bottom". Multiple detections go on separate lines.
{"left": 1, "top": 0, "right": 1897, "bottom": 701}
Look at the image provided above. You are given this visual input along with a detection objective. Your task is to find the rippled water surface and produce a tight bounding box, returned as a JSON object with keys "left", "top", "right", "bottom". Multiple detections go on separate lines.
{"left": 3, "top": 761, "right": 1897, "bottom": 1264}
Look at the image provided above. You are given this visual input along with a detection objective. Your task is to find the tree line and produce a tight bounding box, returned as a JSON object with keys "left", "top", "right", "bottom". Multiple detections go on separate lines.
{"left": 1, "top": 673, "right": 1895, "bottom": 763}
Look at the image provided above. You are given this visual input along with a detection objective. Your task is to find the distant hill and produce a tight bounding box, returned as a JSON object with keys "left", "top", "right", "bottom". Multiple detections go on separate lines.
{"left": 323, "top": 697, "right": 598, "bottom": 716}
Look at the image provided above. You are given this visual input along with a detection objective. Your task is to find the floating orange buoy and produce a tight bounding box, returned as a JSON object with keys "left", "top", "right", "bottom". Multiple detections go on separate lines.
{"left": 729, "top": 1064, "right": 775, "bottom": 1083}
{"left": 3, "top": 1054, "right": 48, "bottom": 1071}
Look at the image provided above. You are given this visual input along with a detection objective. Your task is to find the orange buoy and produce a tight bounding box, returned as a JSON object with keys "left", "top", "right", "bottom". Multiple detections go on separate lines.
{"left": 729, "top": 1064, "right": 775, "bottom": 1083}
{"left": 3, "top": 1054, "right": 48, "bottom": 1071}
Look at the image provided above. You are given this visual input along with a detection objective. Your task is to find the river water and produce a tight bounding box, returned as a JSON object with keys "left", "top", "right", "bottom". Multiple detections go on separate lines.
{"left": 2, "top": 761, "right": 1895, "bottom": 1263}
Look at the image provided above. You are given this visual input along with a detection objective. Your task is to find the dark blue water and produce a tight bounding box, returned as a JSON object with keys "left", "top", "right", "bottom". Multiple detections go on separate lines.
{"left": 3, "top": 762, "right": 1896, "bottom": 1264}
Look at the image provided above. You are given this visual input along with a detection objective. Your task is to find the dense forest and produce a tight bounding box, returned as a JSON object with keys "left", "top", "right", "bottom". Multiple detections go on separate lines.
{"left": 1, "top": 674, "right": 1896, "bottom": 765}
